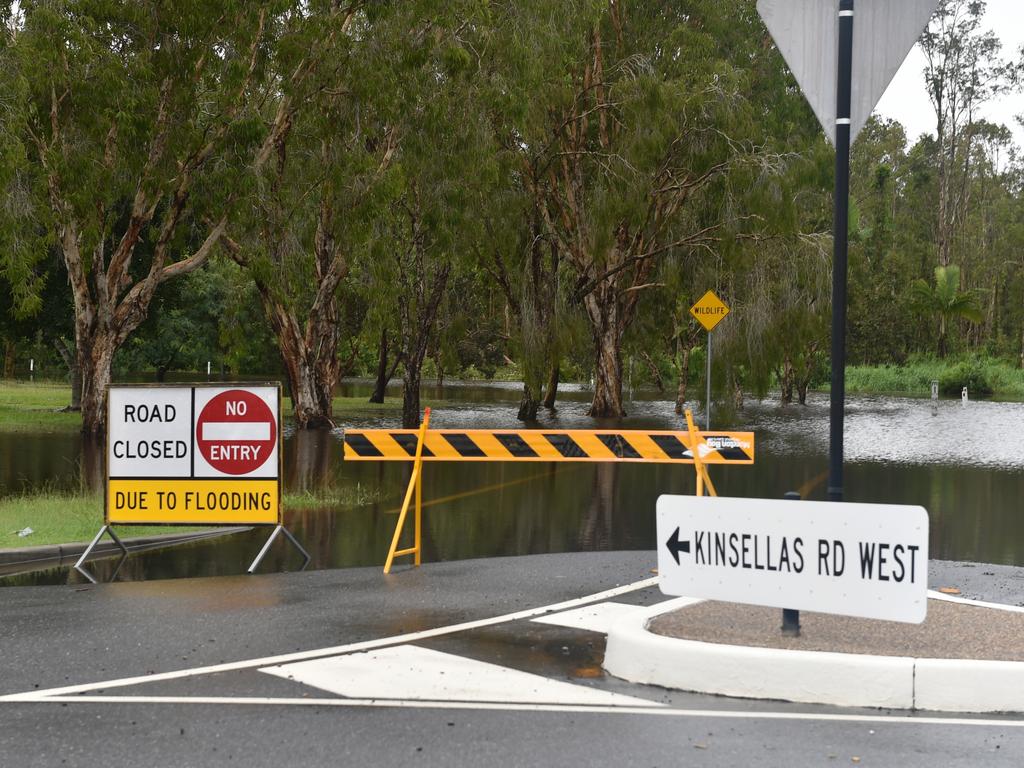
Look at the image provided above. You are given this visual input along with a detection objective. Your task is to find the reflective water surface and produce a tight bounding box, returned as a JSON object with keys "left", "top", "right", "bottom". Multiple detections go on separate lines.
{"left": 2, "top": 381, "right": 1023, "bottom": 585}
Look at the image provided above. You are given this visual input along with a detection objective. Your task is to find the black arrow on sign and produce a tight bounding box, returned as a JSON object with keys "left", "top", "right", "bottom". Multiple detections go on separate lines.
{"left": 665, "top": 527, "right": 690, "bottom": 565}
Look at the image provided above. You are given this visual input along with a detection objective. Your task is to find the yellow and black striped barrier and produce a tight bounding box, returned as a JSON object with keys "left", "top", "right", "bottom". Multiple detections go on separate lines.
{"left": 346, "top": 408, "right": 754, "bottom": 573}
{"left": 344, "top": 428, "right": 754, "bottom": 464}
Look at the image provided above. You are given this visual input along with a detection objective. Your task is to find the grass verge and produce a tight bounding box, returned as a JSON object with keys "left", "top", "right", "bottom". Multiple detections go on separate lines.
{"left": 845, "top": 357, "right": 1024, "bottom": 399}
{"left": 0, "top": 381, "right": 81, "bottom": 432}
{"left": 0, "top": 381, "right": 441, "bottom": 432}
{"left": 0, "top": 485, "right": 390, "bottom": 550}
{"left": 0, "top": 492, "right": 208, "bottom": 549}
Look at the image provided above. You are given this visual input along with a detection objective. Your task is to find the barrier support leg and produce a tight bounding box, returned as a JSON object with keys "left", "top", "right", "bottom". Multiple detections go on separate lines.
{"left": 685, "top": 409, "right": 717, "bottom": 498}
{"left": 384, "top": 408, "right": 431, "bottom": 574}
{"left": 73, "top": 525, "right": 129, "bottom": 584}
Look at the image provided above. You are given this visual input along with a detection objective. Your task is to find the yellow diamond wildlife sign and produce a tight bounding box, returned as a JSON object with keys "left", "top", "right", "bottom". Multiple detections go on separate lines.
{"left": 690, "top": 290, "right": 730, "bottom": 332}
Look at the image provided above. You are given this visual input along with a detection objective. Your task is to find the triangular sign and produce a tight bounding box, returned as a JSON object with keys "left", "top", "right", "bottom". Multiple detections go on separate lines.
{"left": 757, "top": 0, "right": 940, "bottom": 145}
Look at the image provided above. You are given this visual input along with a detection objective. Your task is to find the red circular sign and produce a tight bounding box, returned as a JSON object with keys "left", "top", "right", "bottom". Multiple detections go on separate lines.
{"left": 196, "top": 390, "right": 277, "bottom": 475}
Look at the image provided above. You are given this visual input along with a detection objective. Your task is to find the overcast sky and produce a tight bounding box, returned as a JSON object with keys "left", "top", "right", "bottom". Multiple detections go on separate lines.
{"left": 874, "top": 0, "right": 1024, "bottom": 147}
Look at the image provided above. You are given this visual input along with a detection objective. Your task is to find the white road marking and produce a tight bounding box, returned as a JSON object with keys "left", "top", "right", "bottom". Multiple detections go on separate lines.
{"left": 261, "top": 645, "right": 659, "bottom": 707}
{"left": 532, "top": 596, "right": 705, "bottom": 634}
{"left": 14, "top": 695, "right": 1024, "bottom": 728}
{"left": 531, "top": 601, "right": 647, "bottom": 633}
{"left": 0, "top": 577, "right": 659, "bottom": 702}
{"left": 927, "top": 590, "right": 1024, "bottom": 614}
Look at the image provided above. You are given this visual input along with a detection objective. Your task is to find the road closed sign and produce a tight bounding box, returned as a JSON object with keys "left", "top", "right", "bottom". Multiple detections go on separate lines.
{"left": 657, "top": 495, "right": 929, "bottom": 623}
{"left": 107, "top": 384, "right": 281, "bottom": 526}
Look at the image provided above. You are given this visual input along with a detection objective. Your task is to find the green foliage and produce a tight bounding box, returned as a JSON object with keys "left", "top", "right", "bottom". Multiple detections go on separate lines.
{"left": 939, "top": 360, "right": 994, "bottom": 397}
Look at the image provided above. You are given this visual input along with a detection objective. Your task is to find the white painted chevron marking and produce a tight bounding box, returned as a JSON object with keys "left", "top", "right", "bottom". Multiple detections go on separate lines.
{"left": 261, "top": 645, "right": 661, "bottom": 708}
{"left": 531, "top": 601, "right": 647, "bottom": 634}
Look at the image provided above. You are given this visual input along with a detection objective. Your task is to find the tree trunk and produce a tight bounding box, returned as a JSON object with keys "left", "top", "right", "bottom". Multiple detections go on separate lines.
{"left": 434, "top": 346, "right": 444, "bottom": 388}
{"left": 780, "top": 355, "right": 794, "bottom": 404}
{"left": 517, "top": 382, "right": 541, "bottom": 421}
{"left": 639, "top": 351, "right": 664, "bottom": 393}
{"left": 402, "top": 365, "right": 422, "bottom": 429}
{"left": 796, "top": 379, "right": 810, "bottom": 405}
{"left": 266, "top": 300, "right": 338, "bottom": 430}
{"left": 54, "top": 338, "right": 82, "bottom": 410}
{"left": 542, "top": 365, "right": 559, "bottom": 410}
{"left": 674, "top": 338, "right": 691, "bottom": 416}
{"left": 584, "top": 293, "right": 625, "bottom": 418}
{"left": 370, "top": 330, "right": 390, "bottom": 403}
{"left": 78, "top": 332, "right": 115, "bottom": 435}
{"left": 938, "top": 315, "right": 948, "bottom": 359}
{"left": 2, "top": 339, "right": 14, "bottom": 379}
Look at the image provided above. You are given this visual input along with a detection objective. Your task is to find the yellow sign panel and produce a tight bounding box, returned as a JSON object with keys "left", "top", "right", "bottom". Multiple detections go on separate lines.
{"left": 690, "top": 290, "right": 730, "bottom": 332}
{"left": 107, "top": 479, "right": 279, "bottom": 525}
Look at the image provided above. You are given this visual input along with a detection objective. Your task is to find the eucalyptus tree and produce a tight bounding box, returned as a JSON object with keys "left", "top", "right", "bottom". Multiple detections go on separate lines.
{"left": 484, "top": 0, "right": 804, "bottom": 418}
{"left": 365, "top": 2, "right": 497, "bottom": 428}
{"left": 222, "top": 1, "right": 401, "bottom": 428}
{"left": 922, "top": 0, "right": 1020, "bottom": 268}
{"left": 0, "top": 0, "right": 278, "bottom": 433}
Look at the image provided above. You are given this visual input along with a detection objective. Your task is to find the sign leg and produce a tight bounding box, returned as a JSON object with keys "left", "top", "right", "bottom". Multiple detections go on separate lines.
{"left": 73, "top": 525, "right": 130, "bottom": 584}
{"left": 828, "top": 0, "right": 854, "bottom": 503}
{"left": 781, "top": 491, "right": 802, "bottom": 636}
{"left": 247, "top": 525, "right": 284, "bottom": 574}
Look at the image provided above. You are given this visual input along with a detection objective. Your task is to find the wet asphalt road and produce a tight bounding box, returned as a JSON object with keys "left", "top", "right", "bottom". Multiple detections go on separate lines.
{"left": 1, "top": 552, "right": 1023, "bottom": 767}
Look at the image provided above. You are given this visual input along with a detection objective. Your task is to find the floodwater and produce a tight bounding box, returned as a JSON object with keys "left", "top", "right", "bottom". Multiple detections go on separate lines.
{"left": 2, "top": 380, "right": 1023, "bottom": 585}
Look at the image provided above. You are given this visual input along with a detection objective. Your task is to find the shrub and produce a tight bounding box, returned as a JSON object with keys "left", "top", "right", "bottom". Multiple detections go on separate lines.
{"left": 939, "top": 361, "right": 993, "bottom": 397}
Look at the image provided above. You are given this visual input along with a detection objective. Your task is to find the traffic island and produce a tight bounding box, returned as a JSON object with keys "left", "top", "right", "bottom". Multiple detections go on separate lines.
{"left": 603, "top": 593, "right": 1024, "bottom": 713}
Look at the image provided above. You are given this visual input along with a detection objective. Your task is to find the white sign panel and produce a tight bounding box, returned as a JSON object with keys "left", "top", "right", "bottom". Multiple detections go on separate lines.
{"left": 657, "top": 495, "right": 929, "bottom": 623}
{"left": 107, "top": 387, "right": 193, "bottom": 477}
{"left": 757, "top": 0, "right": 940, "bottom": 144}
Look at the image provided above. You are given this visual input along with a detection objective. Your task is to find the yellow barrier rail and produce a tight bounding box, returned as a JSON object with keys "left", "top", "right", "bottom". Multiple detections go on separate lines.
{"left": 352, "top": 408, "right": 744, "bottom": 573}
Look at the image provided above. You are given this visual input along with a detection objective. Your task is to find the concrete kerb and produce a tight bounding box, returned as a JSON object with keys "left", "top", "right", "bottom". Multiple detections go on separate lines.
{"left": 603, "top": 592, "right": 1024, "bottom": 714}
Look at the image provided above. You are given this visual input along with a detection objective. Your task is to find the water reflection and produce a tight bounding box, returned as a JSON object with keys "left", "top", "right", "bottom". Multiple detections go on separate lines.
{"left": 2, "top": 381, "right": 1024, "bottom": 584}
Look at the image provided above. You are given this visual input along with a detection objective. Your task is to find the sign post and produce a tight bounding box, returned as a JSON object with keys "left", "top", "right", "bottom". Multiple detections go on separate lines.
{"left": 689, "top": 290, "right": 730, "bottom": 430}
{"left": 657, "top": 495, "right": 929, "bottom": 623}
{"left": 75, "top": 383, "right": 308, "bottom": 582}
{"left": 757, "top": 0, "right": 940, "bottom": 501}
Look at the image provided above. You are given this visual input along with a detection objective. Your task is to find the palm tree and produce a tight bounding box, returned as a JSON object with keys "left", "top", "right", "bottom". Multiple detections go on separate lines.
{"left": 910, "top": 265, "right": 983, "bottom": 358}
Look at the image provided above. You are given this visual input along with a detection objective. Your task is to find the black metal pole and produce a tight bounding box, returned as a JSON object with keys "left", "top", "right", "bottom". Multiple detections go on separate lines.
{"left": 781, "top": 491, "right": 801, "bottom": 636}
{"left": 829, "top": 0, "right": 854, "bottom": 503}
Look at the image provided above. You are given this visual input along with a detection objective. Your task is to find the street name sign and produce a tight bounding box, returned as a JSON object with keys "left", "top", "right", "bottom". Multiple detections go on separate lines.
{"left": 657, "top": 495, "right": 929, "bottom": 623}
{"left": 107, "top": 384, "right": 281, "bottom": 525}
{"left": 689, "top": 290, "right": 730, "bottom": 333}
{"left": 756, "top": 0, "right": 940, "bottom": 145}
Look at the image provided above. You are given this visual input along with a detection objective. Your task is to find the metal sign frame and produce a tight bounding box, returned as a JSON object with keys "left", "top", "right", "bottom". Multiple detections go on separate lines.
{"left": 75, "top": 382, "right": 308, "bottom": 582}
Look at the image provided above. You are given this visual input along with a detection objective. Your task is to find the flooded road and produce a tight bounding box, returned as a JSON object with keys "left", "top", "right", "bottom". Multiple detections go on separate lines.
{"left": 2, "top": 381, "right": 1023, "bottom": 584}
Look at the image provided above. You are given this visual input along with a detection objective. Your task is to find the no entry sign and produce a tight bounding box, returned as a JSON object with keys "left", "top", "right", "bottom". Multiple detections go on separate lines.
{"left": 657, "top": 495, "right": 929, "bottom": 623}
{"left": 196, "top": 390, "right": 277, "bottom": 475}
{"left": 106, "top": 384, "right": 281, "bottom": 525}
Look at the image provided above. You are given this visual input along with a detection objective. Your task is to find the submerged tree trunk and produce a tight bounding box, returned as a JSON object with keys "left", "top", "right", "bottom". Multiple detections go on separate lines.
{"left": 584, "top": 291, "right": 625, "bottom": 418}
{"left": 518, "top": 382, "right": 542, "bottom": 421}
{"left": 674, "top": 338, "right": 691, "bottom": 416}
{"left": 542, "top": 365, "right": 560, "bottom": 410}
{"left": 402, "top": 366, "right": 422, "bottom": 430}
{"left": 780, "top": 355, "right": 794, "bottom": 404}
{"left": 370, "top": 329, "right": 401, "bottom": 404}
